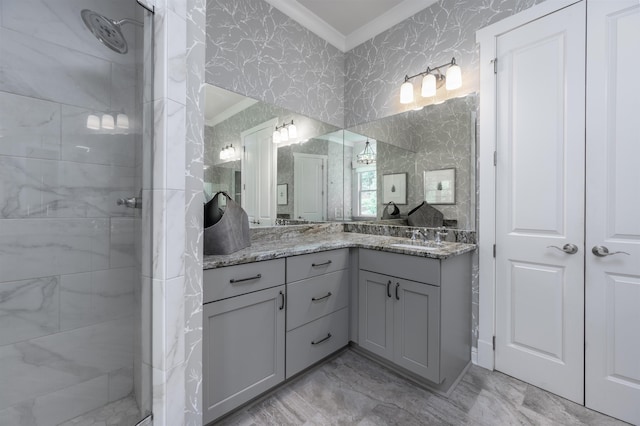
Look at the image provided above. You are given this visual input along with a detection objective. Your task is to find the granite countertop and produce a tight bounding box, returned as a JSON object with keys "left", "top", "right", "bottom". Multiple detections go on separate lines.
{"left": 203, "top": 232, "right": 476, "bottom": 270}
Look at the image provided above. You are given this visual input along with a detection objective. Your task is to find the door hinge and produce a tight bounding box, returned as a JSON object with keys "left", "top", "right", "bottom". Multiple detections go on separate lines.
{"left": 493, "top": 58, "right": 498, "bottom": 74}
{"left": 493, "top": 244, "right": 496, "bottom": 257}
{"left": 492, "top": 335, "right": 496, "bottom": 350}
{"left": 494, "top": 151, "right": 497, "bottom": 166}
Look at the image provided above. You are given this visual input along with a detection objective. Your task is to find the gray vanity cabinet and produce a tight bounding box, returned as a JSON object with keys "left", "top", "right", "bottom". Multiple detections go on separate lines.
{"left": 203, "top": 260, "right": 286, "bottom": 424}
{"left": 358, "top": 249, "right": 470, "bottom": 390}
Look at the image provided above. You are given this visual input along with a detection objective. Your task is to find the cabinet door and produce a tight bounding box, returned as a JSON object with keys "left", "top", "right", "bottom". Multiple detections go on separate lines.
{"left": 393, "top": 279, "right": 441, "bottom": 383}
{"left": 203, "top": 285, "right": 285, "bottom": 424}
{"left": 358, "top": 271, "right": 394, "bottom": 360}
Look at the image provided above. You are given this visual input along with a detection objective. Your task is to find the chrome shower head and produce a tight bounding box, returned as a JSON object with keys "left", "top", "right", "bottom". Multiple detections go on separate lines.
{"left": 81, "top": 9, "right": 139, "bottom": 54}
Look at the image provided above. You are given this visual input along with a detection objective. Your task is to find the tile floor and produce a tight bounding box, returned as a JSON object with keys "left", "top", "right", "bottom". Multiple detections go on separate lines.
{"left": 218, "top": 349, "right": 628, "bottom": 426}
{"left": 60, "top": 396, "right": 142, "bottom": 426}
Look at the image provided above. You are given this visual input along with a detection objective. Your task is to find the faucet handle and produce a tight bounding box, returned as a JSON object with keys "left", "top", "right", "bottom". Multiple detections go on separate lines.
{"left": 406, "top": 229, "right": 422, "bottom": 241}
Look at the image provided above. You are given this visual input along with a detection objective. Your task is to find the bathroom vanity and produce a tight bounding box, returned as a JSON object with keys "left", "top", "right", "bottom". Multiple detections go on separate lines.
{"left": 202, "top": 228, "right": 474, "bottom": 424}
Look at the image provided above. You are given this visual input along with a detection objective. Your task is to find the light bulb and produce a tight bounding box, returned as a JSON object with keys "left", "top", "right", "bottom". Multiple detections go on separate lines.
{"left": 273, "top": 129, "right": 280, "bottom": 143}
{"left": 446, "top": 64, "right": 462, "bottom": 90}
{"left": 116, "top": 113, "right": 129, "bottom": 129}
{"left": 288, "top": 123, "right": 297, "bottom": 138}
{"left": 101, "top": 114, "right": 115, "bottom": 130}
{"left": 421, "top": 74, "right": 436, "bottom": 97}
{"left": 228, "top": 145, "right": 235, "bottom": 159}
{"left": 400, "top": 80, "right": 413, "bottom": 104}
{"left": 280, "top": 126, "right": 289, "bottom": 142}
{"left": 86, "top": 114, "right": 100, "bottom": 130}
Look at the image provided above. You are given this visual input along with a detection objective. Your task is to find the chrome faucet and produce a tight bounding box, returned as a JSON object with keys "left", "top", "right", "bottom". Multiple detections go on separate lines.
{"left": 435, "top": 227, "right": 448, "bottom": 244}
{"left": 407, "top": 229, "right": 426, "bottom": 242}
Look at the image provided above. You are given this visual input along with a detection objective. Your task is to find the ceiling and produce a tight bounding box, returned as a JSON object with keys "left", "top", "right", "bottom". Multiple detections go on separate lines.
{"left": 263, "top": 0, "right": 437, "bottom": 52}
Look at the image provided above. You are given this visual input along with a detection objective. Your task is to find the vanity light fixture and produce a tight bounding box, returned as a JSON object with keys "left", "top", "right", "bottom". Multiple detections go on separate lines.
{"left": 219, "top": 144, "right": 236, "bottom": 161}
{"left": 86, "top": 112, "right": 130, "bottom": 130}
{"left": 400, "top": 57, "right": 462, "bottom": 104}
{"left": 272, "top": 120, "right": 297, "bottom": 143}
{"left": 356, "top": 139, "right": 376, "bottom": 165}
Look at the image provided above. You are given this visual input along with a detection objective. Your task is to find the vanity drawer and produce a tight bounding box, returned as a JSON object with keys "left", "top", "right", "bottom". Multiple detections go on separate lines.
{"left": 286, "top": 248, "right": 349, "bottom": 283}
{"left": 359, "top": 249, "right": 440, "bottom": 286}
{"left": 286, "top": 269, "right": 349, "bottom": 331}
{"left": 204, "top": 259, "right": 285, "bottom": 303}
{"left": 286, "top": 307, "right": 349, "bottom": 378}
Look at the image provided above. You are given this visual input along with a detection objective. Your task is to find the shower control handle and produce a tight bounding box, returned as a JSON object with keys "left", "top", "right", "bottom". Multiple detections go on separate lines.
{"left": 591, "top": 246, "right": 630, "bottom": 257}
{"left": 117, "top": 197, "right": 142, "bottom": 209}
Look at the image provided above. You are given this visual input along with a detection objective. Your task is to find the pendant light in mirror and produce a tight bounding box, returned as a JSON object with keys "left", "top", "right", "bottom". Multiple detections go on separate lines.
{"left": 272, "top": 120, "right": 297, "bottom": 143}
{"left": 356, "top": 139, "right": 376, "bottom": 165}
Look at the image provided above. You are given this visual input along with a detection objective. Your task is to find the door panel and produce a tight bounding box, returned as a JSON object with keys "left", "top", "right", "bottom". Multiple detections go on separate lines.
{"left": 495, "top": 1, "right": 585, "bottom": 404}
{"left": 293, "top": 154, "right": 326, "bottom": 221}
{"left": 585, "top": 1, "right": 640, "bottom": 423}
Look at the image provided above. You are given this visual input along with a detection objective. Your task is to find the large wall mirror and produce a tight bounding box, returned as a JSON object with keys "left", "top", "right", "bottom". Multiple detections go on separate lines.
{"left": 203, "top": 84, "right": 476, "bottom": 230}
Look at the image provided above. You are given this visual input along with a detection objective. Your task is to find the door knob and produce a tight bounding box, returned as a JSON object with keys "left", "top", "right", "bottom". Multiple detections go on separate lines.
{"left": 547, "top": 243, "right": 579, "bottom": 254}
{"left": 591, "top": 246, "right": 630, "bottom": 257}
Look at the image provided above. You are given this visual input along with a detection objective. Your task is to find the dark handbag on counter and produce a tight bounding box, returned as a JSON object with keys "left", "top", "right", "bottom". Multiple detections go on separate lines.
{"left": 204, "top": 191, "right": 250, "bottom": 255}
{"left": 407, "top": 201, "right": 444, "bottom": 228}
{"left": 381, "top": 201, "right": 400, "bottom": 219}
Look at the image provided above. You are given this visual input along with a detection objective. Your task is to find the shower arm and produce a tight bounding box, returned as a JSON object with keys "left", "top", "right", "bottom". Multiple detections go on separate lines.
{"left": 114, "top": 17, "right": 143, "bottom": 27}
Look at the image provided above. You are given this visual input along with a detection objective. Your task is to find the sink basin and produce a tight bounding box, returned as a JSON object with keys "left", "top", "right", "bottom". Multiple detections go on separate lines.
{"left": 390, "top": 243, "right": 439, "bottom": 252}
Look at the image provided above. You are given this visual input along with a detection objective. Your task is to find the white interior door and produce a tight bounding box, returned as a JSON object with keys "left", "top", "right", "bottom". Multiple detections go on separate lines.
{"left": 242, "top": 121, "right": 276, "bottom": 225}
{"left": 293, "top": 153, "right": 326, "bottom": 221}
{"left": 585, "top": 1, "right": 640, "bottom": 424}
{"left": 494, "top": 1, "right": 586, "bottom": 404}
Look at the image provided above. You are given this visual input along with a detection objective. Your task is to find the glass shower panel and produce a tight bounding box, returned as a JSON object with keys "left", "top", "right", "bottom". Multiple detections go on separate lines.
{"left": 0, "top": 1, "right": 152, "bottom": 424}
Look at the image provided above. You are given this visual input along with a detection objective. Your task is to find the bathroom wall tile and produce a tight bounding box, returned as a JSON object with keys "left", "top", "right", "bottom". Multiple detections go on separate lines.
{"left": 206, "top": 0, "right": 345, "bottom": 128}
{"left": 60, "top": 105, "right": 137, "bottom": 168}
{"left": 0, "top": 0, "right": 138, "bottom": 65}
{"left": 169, "top": 0, "right": 187, "bottom": 21}
{"left": 108, "top": 367, "right": 134, "bottom": 403}
{"left": 0, "top": 218, "right": 110, "bottom": 282}
{"left": 0, "top": 91, "right": 61, "bottom": 160}
{"left": 151, "top": 189, "right": 185, "bottom": 280}
{"left": 110, "top": 217, "right": 136, "bottom": 268}
{"left": 153, "top": 363, "right": 186, "bottom": 426}
{"left": 0, "top": 27, "right": 111, "bottom": 110}
{"left": 0, "top": 318, "right": 131, "bottom": 411}
{"left": 59, "top": 272, "right": 93, "bottom": 331}
{"left": 167, "top": 10, "right": 187, "bottom": 105}
{"left": 153, "top": 6, "right": 168, "bottom": 102}
{"left": 154, "top": 99, "right": 187, "bottom": 190}
{"left": 0, "top": 276, "right": 59, "bottom": 345}
{"left": 111, "top": 63, "right": 138, "bottom": 124}
{"left": 152, "top": 276, "right": 185, "bottom": 371}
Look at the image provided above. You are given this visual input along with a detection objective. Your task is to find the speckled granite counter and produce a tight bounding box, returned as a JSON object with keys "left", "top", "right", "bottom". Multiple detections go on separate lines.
{"left": 203, "top": 224, "right": 476, "bottom": 269}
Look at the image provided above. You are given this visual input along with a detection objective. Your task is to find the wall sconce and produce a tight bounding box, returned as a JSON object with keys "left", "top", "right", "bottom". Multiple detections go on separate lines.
{"left": 219, "top": 144, "right": 236, "bottom": 161}
{"left": 400, "top": 57, "right": 462, "bottom": 104}
{"left": 356, "top": 139, "right": 376, "bottom": 165}
{"left": 272, "top": 120, "right": 297, "bottom": 143}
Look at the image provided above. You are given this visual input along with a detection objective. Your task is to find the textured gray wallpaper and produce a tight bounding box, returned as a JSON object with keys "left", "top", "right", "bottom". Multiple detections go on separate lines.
{"left": 344, "top": 0, "right": 544, "bottom": 127}
{"left": 206, "top": 0, "right": 345, "bottom": 128}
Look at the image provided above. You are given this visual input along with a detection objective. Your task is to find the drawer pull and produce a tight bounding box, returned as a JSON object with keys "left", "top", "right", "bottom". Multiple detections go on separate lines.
{"left": 311, "top": 292, "right": 332, "bottom": 302}
{"left": 279, "top": 291, "right": 285, "bottom": 310}
{"left": 229, "top": 274, "right": 262, "bottom": 284}
{"left": 311, "top": 333, "right": 332, "bottom": 345}
{"left": 311, "top": 260, "right": 332, "bottom": 267}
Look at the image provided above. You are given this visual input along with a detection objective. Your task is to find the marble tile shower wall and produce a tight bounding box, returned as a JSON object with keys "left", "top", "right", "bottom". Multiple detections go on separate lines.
{"left": 0, "top": 0, "right": 142, "bottom": 424}
{"left": 343, "top": 0, "right": 545, "bottom": 127}
{"left": 205, "top": 0, "right": 345, "bottom": 128}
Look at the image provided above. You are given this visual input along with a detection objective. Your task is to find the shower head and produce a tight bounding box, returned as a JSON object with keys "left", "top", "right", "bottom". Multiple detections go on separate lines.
{"left": 81, "top": 9, "right": 141, "bottom": 54}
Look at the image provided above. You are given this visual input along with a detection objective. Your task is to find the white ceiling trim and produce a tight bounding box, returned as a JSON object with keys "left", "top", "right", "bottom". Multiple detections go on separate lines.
{"left": 207, "top": 98, "right": 258, "bottom": 127}
{"left": 264, "top": 0, "right": 437, "bottom": 52}
{"left": 263, "top": 0, "right": 347, "bottom": 51}
{"left": 344, "top": 0, "right": 438, "bottom": 51}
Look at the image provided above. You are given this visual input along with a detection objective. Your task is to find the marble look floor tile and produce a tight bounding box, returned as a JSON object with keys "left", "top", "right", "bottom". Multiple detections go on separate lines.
{"left": 218, "top": 349, "right": 629, "bottom": 426}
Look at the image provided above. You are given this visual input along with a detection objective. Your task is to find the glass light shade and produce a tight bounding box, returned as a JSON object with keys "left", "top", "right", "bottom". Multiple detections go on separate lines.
{"left": 116, "top": 113, "right": 129, "bottom": 129}
{"left": 421, "top": 74, "right": 436, "bottom": 97}
{"left": 272, "top": 129, "right": 280, "bottom": 143}
{"left": 288, "top": 123, "right": 297, "bottom": 138}
{"left": 101, "top": 114, "right": 115, "bottom": 130}
{"left": 400, "top": 81, "right": 414, "bottom": 104}
{"left": 219, "top": 149, "right": 225, "bottom": 160}
{"left": 280, "top": 126, "right": 289, "bottom": 141}
{"left": 86, "top": 114, "right": 100, "bottom": 130}
{"left": 227, "top": 145, "right": 235, "bottom": 159}
{"left": 446, "top": 64, "right": 462, "bottom": 90}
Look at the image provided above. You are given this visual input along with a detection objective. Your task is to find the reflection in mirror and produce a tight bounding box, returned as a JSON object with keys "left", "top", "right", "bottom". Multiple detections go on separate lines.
{"left": 203, "top": 84, "right": 342, "bottom": 226}
{"left": 346, "top": 94, "right": 477, "bottom": 230}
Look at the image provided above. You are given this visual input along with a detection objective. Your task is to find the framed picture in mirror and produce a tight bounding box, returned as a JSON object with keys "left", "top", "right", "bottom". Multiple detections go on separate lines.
{"left": 424, "top": 168, "right": 455, "bottom": 204}
{"left": 277, "top": 184, "right": 288, "bottom": 205}
{"left": 383, "top": 173, "right": 407, "bottom": 204}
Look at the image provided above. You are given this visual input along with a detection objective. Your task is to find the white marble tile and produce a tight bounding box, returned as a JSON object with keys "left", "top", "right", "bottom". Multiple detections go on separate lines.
{"left": 153, "top": 7, "right": 168, "bottom": 102}
{"left": 110, "top": 217, "right": 136, "bottom": 268}
{"left": 141, "top": 277, "right": 152, "bottom": 366}
{"left": 152, "top": 276, "right": 185, "bottom": 371}
{"left": 154, "top": 98, "right": 187, "bottom": 191}
{"left": 108, "top": 367, "right": 134, "bottom": 403}
{"left": 167, "top": 10, "right": 187, "bottom": 105}
{"left": 0, "top": 0, "right": 139, "bottom": 65}
{"left": 59, "top": 272, "right": 93, "bottom": 331}
{"left": 111, "top": 63, "right": 138, "bottom": 124}
{"left": 0, "top": 276, "right": 59, "bottom": 345}
{"left": 0, "top": 218, "right": 110, "bottom": 282}
{"left": 60, "top": 104, "right": 137, "bottom": 168}
{"left": 0, "top": 156, "right": 136, "bottom": 219}
{"left": 0, "top": 27, "right": 111, "bottom": 110}
{"left": 151, "top": 189, "right": 185, "bottom": 280}
{"left": 152, "top": 363, "right": 186, "bottom": 426}
{"left": 0, "top": 92, "right": 61, "bottom": 160}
